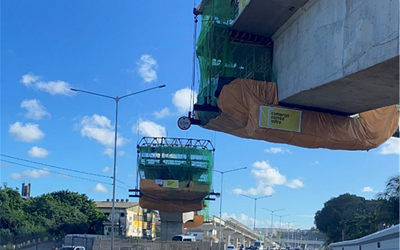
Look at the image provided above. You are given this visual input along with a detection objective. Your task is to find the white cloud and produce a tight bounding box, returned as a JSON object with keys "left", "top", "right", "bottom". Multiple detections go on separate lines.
{"left": 92, "top": 183, "right": 109, "bottom": 193}
{"left": 172, "top": 88, "right": 197, "bottom": 114}
{"left": 35, "top": 80, "right": 74, "bottom": 96}
{"left": 299, "top": 215, "right": 314, "bottom": 218}
{"left": 233, "top": 160, "right": 304, "bottom": 195}
{"left": 379, "top": 138, "right": 400, "bottom": 155}
{"left": 286, "top": 179, "right": 304, "bottom": 189}
{"left": 11, "top": 168, "right": 50, "bottom": 179}
{"left": 10, "top": 173, "right": 22, "bottom": 179}
{"left": 103, "top": 148, "right": 125, "bottom": 158}
{"left": 20, "top": 72, "right": 40, "bottom": 87}
{"left": 251, "top": 161, "right": 287, "bottom": 186}
{"left": 154, "top": 107, "right": 171, "bottom": 119}
{"left": 21, "top": 99, "right": 50, "bottom": 120}
{"left": 312, "top": 161, "right": 320, "bottom": 165}
{"left": 133, "top": 119, "right": 166, "bottom": 138}
{"left": 78, "top": 114, "right": 129, "bottom": 147}
{"left": 362, "top": 186, "right": 374, "bottom": 192}
{"left": 264, "top": 147, "right": 292, "bottom": 154}
{"left": 103, "top": 148, "right": 113, "bottom": 157}
{"left": 20, "top": 72, "right": 74, "bottom": 96}
{"left": 9, "top": 122, "right": 45, "bottom": 142}
{"left": 137, "top": 55, "right": 158, "bottom": 83}
{"left": 102, "top": 167, "right": 110, "bottom": 173}
{"left": 233, "top": 185, "right": 275, "bottom": 196}
{"left": 28, "top": 146, "right": 50, "bottom": 158}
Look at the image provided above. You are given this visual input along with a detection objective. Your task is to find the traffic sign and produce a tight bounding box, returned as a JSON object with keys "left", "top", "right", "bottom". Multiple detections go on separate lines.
{"left": 177, "top": 116, "right": 191, "bottom": 130}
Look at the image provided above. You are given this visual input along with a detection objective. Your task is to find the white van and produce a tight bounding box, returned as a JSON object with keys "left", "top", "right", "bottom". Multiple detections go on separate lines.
{"left": 171, "top": 234, "right": 196, "bottom": 241}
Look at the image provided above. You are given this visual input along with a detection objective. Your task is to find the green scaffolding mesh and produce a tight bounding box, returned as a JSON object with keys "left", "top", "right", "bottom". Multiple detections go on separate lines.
{"left": 138, "top": 146, "right": 213, "bottom": 183}
{"left": 196, "top": 0, "right": 275, "bottom": 125}
{"left": 137, "top": 138, "right": 214, "bottom": 218}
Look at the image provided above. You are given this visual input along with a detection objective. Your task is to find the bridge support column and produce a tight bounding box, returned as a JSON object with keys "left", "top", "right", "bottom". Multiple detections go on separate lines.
{"left": 159, "top": 211, "right": 193, "bottom": 241}
{"left": 226, "top": 234, "right": 231, "bottom": 246}
{"left": 240, "top": 236, "right": 246, "bottom": 247}
{"left": 235, "top": 237, "right": 239, "bottom": 248}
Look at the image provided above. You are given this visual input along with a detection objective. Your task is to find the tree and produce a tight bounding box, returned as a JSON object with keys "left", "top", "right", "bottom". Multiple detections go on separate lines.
{"left": 0, "top": 186, "right": 106, "bottom": 245}
{"left": 314, "top": 193, "right": 376, "bottom": 244}
{"left": 375, "top": 175, "right": 399, "bottom": 227}
{"left": 24, "top": 190, "right": 107, "bottom": 236}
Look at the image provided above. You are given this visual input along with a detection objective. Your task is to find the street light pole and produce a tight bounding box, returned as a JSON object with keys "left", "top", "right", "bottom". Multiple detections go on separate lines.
{"left": 275, "top": 214, "right": 290, "bottom": 245}
{"left": 262, "top": 208, "right": 284, "bottom": 239}
{"left": 70, "top": 84, "right": 166, "bottom": 250}
{"left": 284, "top": 221, "right": 295, "bottom": 247}
{"left": 214, "top": 167, "right": 247, "bottom": 250}
{"left": 240, "top": 195, "right": 272, "bottom": 230}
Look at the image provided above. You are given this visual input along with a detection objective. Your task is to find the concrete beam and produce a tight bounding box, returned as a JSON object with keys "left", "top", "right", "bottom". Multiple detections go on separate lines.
{"left": 232, "top": 0, "right": 310, "bottom": 37}
{"left": 273, "top": 0, "right": 399, "bottom": 114}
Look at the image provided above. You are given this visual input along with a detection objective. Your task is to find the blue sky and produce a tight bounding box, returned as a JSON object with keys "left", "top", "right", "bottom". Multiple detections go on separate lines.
{"left": 1, "top": 0, "right": 399, "bottom": 231}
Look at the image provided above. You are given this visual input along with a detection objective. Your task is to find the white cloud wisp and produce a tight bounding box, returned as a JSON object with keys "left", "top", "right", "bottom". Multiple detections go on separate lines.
{"left": 137, "top": 55, "right": 158, "bottom": 83}
{"left": 20, "top": 72, "right": 74, "bottom": 96}
{"left": 21, "top": 99, "right": 50, "bottom": 120}
{"left": 78, "top": 114, "right": 129, "bottom": 148}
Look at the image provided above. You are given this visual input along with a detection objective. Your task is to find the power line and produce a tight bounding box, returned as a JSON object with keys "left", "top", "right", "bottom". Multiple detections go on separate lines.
{"left": 1, "top": 159, "right": 127, "bottom": 191}
{"left": 1, "top": 154, "right": 111, "bottom": 179}
{"left": 1, "top": 154, "right": 133, "bottom": 188}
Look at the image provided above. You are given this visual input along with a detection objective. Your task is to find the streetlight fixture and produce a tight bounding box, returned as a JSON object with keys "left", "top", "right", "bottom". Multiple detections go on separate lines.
{"left": 240, "top": 194, "right": 272, "bottom": 230}
{"left": 262, "top": 208, "right": 284, "bottom": 239}
{"left": 214, "top": 167, "right": 247, "bottom": 250}
{"left": 70, "top": 84, "right": 166, "bottom": 250}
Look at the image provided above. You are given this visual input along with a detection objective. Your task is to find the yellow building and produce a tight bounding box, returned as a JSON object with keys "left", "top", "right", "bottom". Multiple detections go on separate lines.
{"left": 95, "top": 200, "right": 156, "bottom": 239}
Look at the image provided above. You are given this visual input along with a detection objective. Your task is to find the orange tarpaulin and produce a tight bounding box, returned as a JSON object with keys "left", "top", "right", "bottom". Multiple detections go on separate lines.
{"left": 139, "top": 179, "right": 209, "bottom": 213}
{"left": 201, "top": 78, "right": 398, "bottom": 150}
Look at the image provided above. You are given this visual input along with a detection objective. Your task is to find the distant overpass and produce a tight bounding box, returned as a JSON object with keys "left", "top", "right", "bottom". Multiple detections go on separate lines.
{"left": 197, "top": 216, "right": 260, "bottom": 248}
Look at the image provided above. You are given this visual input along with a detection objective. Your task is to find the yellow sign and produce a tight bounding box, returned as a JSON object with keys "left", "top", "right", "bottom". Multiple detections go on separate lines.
{"left": 163, "top": 180, "right": 179, "bottom": 188}
{"left": 259, "top": 106, "right": 302, "bottom": 132}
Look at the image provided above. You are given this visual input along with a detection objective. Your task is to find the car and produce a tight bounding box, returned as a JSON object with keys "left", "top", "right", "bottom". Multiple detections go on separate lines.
{"left": 226, "top": 245, "right": 237, "bottom": 250}
{"left": 61, "top": 246, "right": 85, "bottom": 250}
{"left": 171, "top": 234, "right": 196, "bottom": 241}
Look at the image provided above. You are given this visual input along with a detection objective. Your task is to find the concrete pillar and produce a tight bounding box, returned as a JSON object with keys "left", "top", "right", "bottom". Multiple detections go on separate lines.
{"left": 159, "top": 211, "right": 184, "bottom": 241}
{"left": 235, "top": 237, "right": 239, "bottom": 248}
{"left": 240, "top": 236, "right": 245, "bottom": 247}
{"left": 227, "top": 234, "right": 231, "bottom": 246}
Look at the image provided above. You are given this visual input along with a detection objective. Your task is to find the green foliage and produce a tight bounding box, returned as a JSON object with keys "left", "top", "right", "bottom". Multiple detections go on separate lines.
{"left": 375, "top": 175, "right": 400, "bottom": 226}
{"left": 314, "top": 193, "right": 376, "bottom": 244}
{"left": 314, "top": 175, "right": 400, "bottom": 245}
{"left": 0, "top": 185, "right": 106, "bottom": 245}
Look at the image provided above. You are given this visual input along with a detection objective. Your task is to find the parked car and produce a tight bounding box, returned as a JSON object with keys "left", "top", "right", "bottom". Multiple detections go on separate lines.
{"left": 61, "top": 246, "right": 85, "bottom": 250}
{"left": 171, "top": 234, "right": 196, "bottom": 241}
{"left": 226, "top": 245, "right": 236, "bottom": 250}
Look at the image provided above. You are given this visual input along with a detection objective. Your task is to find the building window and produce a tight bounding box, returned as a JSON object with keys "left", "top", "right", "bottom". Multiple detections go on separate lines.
{"left": 121, "top": 213, "right": 125, "bottom": 217}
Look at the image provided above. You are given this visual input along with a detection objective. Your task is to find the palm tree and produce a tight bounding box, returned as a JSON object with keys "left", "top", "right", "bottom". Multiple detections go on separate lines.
{"left": 375, "top": 175, "right": 399, "bottom": 227}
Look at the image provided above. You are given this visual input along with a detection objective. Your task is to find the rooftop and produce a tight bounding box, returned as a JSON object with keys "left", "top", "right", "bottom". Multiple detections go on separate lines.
{"left": 95, "top": 201, "right": 139, "bottom": 209}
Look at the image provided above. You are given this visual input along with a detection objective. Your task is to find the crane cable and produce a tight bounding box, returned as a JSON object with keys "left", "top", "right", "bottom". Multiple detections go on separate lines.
{"left": 189, "top": 0, "right": 198, "bottom": 119}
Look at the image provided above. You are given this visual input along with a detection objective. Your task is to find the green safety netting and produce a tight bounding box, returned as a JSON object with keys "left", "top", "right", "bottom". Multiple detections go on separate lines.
{"left": 137, "top": 138, "right": 214, "bottom": 217}
{"left": 196, "top": 0, "right": 275, "bottom": 125}
{"left": 138, "top": 146, "right": 213, "bottom": 183}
